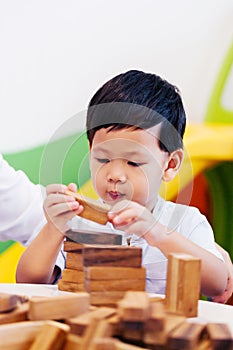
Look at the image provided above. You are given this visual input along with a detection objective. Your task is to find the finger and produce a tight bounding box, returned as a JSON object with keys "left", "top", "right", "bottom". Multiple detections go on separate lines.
{"left": 45, "top": 200, "right": 80, "bottom": 218}
{"left": 67, "top": 183, "right": 77, "bottom": 192}
{"left": 45, "top": 193, "right": 77, "bottom": 209}
{"left": 111, "top": 208, "right": 139, "bottom": 226}
{"left": 111, "top": 204, "right": 148, "bottom": 225}
{"left": 46, "top": 184, "right": 67, "bottom": 195}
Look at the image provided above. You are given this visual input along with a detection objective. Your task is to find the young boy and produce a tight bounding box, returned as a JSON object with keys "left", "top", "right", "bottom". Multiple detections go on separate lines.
{"left": 16, "top": 70, "right": 229, "bottom": 299}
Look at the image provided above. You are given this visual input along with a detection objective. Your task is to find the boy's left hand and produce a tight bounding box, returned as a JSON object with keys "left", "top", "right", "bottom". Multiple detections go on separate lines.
{"left": 108, "top": 200, "right": 162, "bottom": 242}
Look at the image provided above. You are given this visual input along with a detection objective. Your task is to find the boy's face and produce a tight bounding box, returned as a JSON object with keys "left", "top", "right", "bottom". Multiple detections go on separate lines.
{"left": 90, "top": 125, "right": 170, "bottom": 211}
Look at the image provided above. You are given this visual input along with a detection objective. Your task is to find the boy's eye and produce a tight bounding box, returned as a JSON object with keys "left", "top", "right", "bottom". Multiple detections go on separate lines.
{"left": 128, "top": 161, "right": 142, "bottom": 167}
{"left": 96, "top": 158, "right": 109, "bottom": 164}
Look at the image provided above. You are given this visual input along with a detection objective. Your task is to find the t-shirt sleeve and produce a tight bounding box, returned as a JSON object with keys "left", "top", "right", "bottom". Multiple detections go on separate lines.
{"left": 182, "top": 208, "right": 224, "bottom": 261}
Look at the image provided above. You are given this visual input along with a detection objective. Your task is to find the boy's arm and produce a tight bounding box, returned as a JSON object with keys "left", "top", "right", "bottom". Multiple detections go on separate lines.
{"left": 16, "top": 183, "right": 83, "bottom": 284}
{"left": 109, "top": 200, "right": 228, "bottom": 299}
{"left": 16, "top": 222, "right": 65, "bottom": 283}
{"left": 212, "top": 243, "right": 233, "bottom": 303}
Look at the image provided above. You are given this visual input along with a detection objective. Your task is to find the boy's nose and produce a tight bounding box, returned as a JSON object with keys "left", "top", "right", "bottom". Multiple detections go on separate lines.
{"left": 107, "top": 173, "right": 127, "bottom": 183}
{"left": 106, "top": 159, "right": 127, "bottom": 183}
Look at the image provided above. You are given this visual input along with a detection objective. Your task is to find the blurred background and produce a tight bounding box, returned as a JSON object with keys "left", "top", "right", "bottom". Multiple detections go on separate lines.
{"left": 0, "top": 0, "right": 232, "bottom": 152}
{"left": 0, "top": 0, "right": 233, "bottom": 285}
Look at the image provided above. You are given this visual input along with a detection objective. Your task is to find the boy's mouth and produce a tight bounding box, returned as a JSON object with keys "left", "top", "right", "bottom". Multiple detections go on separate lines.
{"left": 108, "top": 191, "right": 125, "bottom": 201}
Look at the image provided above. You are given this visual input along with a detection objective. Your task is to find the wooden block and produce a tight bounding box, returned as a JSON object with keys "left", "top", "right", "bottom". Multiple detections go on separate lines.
{"left": 165, "top": 253, "right": 201, "bottom": 317}
{"left": 143, "top": 301, "right": 165, "bottom": 345}
{"left": 143, "top": 313, "right": 186, "bottom": 348}
{"left": 78, "top": 317, "right": 113, "bottom": 350}
{"left": 82, "top": 246, "right": 142, "bottom": 267}
{"left": 28, "top": 293, "right": 89, "bottom": 320}
{"left": 66, "top": 252, "right": 83, "bottom": 270}
{"left": 0, "top": 292, "right": 25, "bottom": 312}
{"left": 0, "top": 320, "right": 44, "bottom": 350}
{"left": 65, "top": 306, "right": 116, "bottom": 336}
{"left": 118, "top": 291, "right": 150, "bottom": 322}
{"left": 195, "top": 339, "right": 213, "bottom": 350}
{"left": 63, "top": 334, "right": 82, "bottom": 350}
{"left": 93, "top": 338, "right": 149, "bottom": 350}
{"left": 91, "top": 338, "right": 117, "bottom": 350}
{"left": 85, "top": 266, "right": 146, "bottom": 280}
{"left": 90, "top": 291, "right": 126, "bottom": 307}
{"left": 107, "top": 314, "right": 122, "bottom": 337}
{"left": 167, "top": 322, "right": 206, "bottom": 350}
{"left": 114, "top": 339, "right": 150, "bottom": 350}
{"left": 58, "top": 280, "right": 86, "bottom": 293}
{"left": 0, "top": 302, "right": 29, "bottom": 325}
{"left": 65, "top": 190, "right": 111, "bottom": 225}
{"left": 66, "top": 229, "right": 122, "bottom": 245}
{"left": 121, "top": 320, "right": 144, "bottom": 341}
{"left": 206, "top": 323, "right": 233, "bottom": 349}
{"left": 28, "top": 320, "right": 70, "bottom": 350}
{"left": 62, "top": 268, "right": 85, "bottom": 283}
{"left": 85, "top": 278, "right": 145, "bottom": 292}
{"left": 64, "top": 240, "right": 84, "bottom": 252}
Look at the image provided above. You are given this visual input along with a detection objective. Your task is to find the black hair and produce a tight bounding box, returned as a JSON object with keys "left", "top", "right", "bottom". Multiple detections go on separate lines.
{"left": 86, "top": 70, "right": 186, "bottom": 153}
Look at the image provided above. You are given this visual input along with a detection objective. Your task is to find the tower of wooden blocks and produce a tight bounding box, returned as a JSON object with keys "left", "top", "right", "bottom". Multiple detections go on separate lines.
{"left": 58, "top": 240, "right": 146, "bottom": 306}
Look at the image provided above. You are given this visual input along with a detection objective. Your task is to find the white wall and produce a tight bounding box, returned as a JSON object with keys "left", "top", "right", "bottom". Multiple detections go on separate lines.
{"left": 0, "top": 0, "right": 232, "bottom": 153}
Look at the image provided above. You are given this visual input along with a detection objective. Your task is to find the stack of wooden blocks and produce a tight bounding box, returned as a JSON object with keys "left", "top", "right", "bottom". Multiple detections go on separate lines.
{"left": 58, "top": 240, "right": 146, "bottom": 306}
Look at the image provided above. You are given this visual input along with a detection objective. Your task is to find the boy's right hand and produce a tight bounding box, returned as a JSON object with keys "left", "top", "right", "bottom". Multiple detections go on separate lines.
{"left": 43, "top": 183, "right": 84, "bottom": 234}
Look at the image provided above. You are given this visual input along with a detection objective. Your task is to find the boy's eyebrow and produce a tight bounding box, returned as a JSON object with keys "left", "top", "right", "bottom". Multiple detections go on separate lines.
{"left": 92, "top": 146, "right": 148, "bottom": 158}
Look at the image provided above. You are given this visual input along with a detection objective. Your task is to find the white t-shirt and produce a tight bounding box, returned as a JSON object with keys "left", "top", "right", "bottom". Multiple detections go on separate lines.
{"left": 0, "top": 154, "right": 65, "bottom": 274}
{"left": 69, "top": 195, "right": 223, "bottom": 294}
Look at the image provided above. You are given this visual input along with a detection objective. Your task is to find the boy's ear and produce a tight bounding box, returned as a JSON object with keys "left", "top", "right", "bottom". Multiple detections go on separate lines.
{"left": 162, "top": 149, "right": 183, "bottom": 182}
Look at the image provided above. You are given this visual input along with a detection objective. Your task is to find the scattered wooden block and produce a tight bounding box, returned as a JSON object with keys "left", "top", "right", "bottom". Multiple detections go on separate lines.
{"left": 82, "top": 246, "right": 142, "bottom": 267}
{"left": 0, "top": 292, "right": 25, "bottom": 313}
{"left": 206, "top": 323, "right": 233, "bottom": 349}
{"left": 165, "top": 253, "right": 201, "bottom": 317}
{"left": 65, "top": 306, "right": 116, "bottom": 336}
{"left": 167, "top": 322, "right": 206, "bottom": 350}
{"left": 28, "top": 320, "right": 70, "bottom": 350}
{"left": 85, "top": 278, "right": 145, "bottom": 292}
{"left": 143, "top": 313, "right": 186, "bottom": 348}
{"left": 85, "top": 266, "right": 146, "bottom": 281}
{"left": 143, "top": 301, "right": 165, "bottom": 345}
{"left": 121, "top": 320, "right": 144, "bottom": 342}
{"left": 63, "top": 333, "right": 82, "bottom": 350}
{"left": 0, "top": 302, "right": 29, "bottom": 325}
{"left": 28, "top": 293, "right": 89, "bottom": 320}
{"left": 78, "top": 317, "right": 112, "bottom": 350}
{"left": 0, "top": 320, "right": 44, "bottom": 349}
{"left": 114, "top": 339, "right": 150, "bottom": 350}
{"left": 62, "top": 268, "right": 85, "bottom": 283}
{"left": 93, "top": 338, "right": 150, "bottom": 350}
{"left": 90, "top": 291, "right": 126, "bottom": 307}
{"left": 91, "top": 337, "right": 117, "bottom": 350}
{"left": 66, "top": 252, "right": 84, "bottom": 270}
{"left": 58, "top": 280, "right": 85, "bottom": 293}
{"left": 65, "top": 190, "right": 111, "bottom": 225}
{"left": 118, "top": 291, "right": 150, "bottom": 322}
